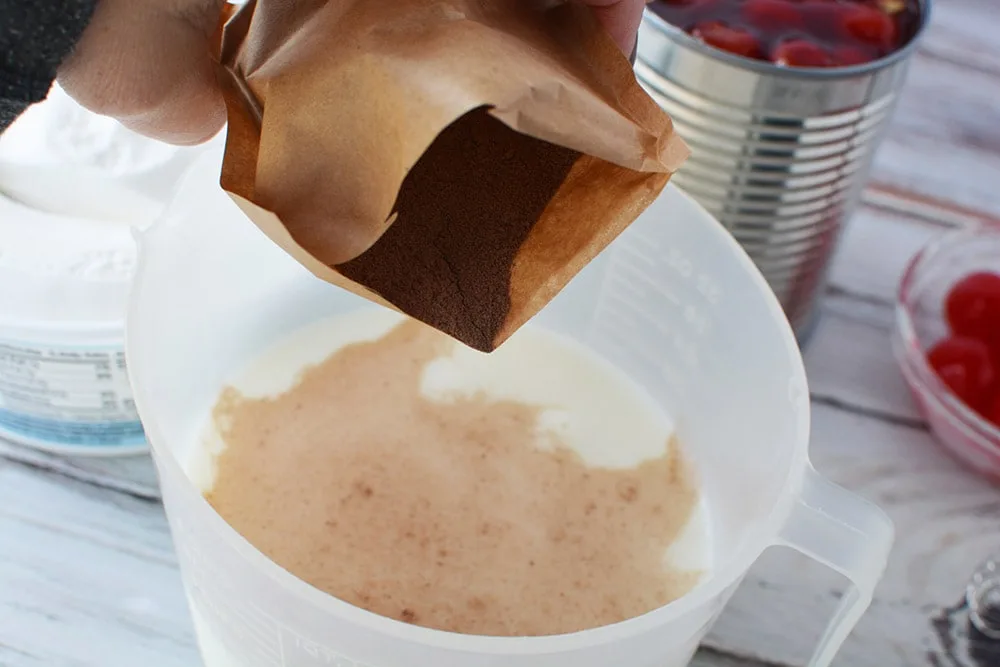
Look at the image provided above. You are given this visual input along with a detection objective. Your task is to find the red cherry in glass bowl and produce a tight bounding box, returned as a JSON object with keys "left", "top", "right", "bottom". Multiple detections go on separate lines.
{"left": 894, "top": 226, "right": 1000, "bottom": 483}
{"left": 925, "top": 336, "right": 996, "bottom": 412}
{"left": 945, "top": 272, "right": 1000, "bottom": 346}
{"left": 649, "top": 0, "right": 921, "bottom": 68}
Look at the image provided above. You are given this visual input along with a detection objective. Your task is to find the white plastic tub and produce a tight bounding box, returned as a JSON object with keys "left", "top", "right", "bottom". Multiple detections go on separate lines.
{"left": 0, "top": 190, "right": 152, "bottom": 455}
{"left": 0, "top": 86, "right": 222, "bottom": 455}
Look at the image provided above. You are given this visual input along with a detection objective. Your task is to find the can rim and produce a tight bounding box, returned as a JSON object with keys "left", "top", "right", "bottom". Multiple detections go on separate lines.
{"left": 640, "top": 0, "right": 933, "bottom": 80}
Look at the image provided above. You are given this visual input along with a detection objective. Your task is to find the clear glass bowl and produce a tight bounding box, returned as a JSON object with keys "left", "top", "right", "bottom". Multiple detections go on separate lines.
{"left": 892, "top": 226, "right": 1000, "bottom": 483}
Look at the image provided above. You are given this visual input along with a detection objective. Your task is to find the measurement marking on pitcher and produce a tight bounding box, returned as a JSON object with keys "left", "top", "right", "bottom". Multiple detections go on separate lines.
{"left": 594, "top": 291, "right": 672, "bottom": 338}
{"left": 189, "top": 581, "right": 283, "bottom": 663}
{"left": 607, "top": 260, "right": 682, "bottom": 307}
{"left": 593, "top": 322, "right": 684, "bottom": 391}
{"left": 610, "top": 244, "right": 723, "bottom": 313}
{"left": 176, "top": 524, "right": 383, "bottom": 667}
{"left": 174, "top": 524, "right": 286, "bottom": 664}
{"left": 187, "top": 571, "right": 277, "bottom": 639}
{"left": 666, "top": 248, "right": 723, "bottom": 306}
{"left": 288, "top": 633, "right": 374, "bottom": 666}
{"left": 277, "top": 625, "right": 286, "bottom": 666}
{"left": 595, "top": 294, "right": 703, "bottom": 371}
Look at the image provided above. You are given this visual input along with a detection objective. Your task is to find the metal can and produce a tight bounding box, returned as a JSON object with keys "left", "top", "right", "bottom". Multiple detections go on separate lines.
{"left": 635, "top": 1, "right": 932, "bottom": 341}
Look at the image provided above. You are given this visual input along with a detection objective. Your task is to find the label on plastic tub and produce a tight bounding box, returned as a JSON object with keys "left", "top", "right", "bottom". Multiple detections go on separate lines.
{"left": 0, "top": 339, "right": 144, "bottom": 449}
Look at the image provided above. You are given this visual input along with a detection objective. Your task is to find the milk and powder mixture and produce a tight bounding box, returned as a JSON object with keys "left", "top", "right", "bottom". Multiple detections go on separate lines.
{"left": 191, "top": 309, "right": 711, "bottom": 636}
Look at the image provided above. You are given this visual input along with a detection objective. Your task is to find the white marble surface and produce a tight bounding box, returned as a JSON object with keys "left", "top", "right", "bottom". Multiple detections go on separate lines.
{"left": 3, "top": 1, "right": 1000, "bottom": 665}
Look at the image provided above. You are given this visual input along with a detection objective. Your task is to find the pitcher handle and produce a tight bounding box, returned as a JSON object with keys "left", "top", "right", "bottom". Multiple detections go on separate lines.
{"left": 776, "top": 465, "right": 894, "bottom": 667}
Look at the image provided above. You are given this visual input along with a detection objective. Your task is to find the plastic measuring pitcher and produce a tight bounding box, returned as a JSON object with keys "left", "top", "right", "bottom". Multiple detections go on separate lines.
{"left": 127, "top": 151, "right": 893, "bottom": 667}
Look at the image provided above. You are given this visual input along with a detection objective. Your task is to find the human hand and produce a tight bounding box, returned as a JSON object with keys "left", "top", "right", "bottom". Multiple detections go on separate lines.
{"left": 58, "top": 0, "right": 227, "bottom": 146}
{"left": 58, "top": 0, "right": 646, "bottom": 146}
{"left": 580, "top": 0, "right": 646, "bottom": 57}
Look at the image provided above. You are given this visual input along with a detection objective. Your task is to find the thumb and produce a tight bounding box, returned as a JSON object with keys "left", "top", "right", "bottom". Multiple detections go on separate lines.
{"left": 580, "top": 0, "right": 647, "bottom": 56}
{"left": 58, "top": 0, "right": 226, "bottom": 146}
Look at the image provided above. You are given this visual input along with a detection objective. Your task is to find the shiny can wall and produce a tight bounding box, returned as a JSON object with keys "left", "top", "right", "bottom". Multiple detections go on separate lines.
{"left": 635, "top": 2, "right": 931, "bottom": 340}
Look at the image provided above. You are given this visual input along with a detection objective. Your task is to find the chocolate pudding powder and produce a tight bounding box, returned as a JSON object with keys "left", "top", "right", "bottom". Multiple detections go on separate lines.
{"left": 338, "top": 108, "right": 579, "bottom": 352}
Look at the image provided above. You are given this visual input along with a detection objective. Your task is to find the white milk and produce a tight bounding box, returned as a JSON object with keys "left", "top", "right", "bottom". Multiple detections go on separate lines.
{"left": 186, "top": 308, "right": 713, "bottom": 664}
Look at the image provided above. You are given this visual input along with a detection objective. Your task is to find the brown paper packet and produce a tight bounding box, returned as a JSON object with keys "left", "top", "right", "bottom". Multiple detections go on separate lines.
{"left": 216, "top": 0, "right": 688, "bottom": 352}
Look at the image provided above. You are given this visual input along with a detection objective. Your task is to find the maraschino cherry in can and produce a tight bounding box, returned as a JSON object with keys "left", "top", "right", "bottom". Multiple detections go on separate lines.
{"left": 636, "top": 0, "right": 931, "bottom": 342}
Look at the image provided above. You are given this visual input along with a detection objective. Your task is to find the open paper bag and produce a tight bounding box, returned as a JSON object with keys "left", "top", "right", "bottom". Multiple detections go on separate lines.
{"left": 216, "top": 0, "right": 688, "bottom": 351}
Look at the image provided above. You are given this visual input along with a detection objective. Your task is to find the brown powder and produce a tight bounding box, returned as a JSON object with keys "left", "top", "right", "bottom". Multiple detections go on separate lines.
{"left": 338, "top": 107, "right": 580, "bottom": 352}
{"left": 206, "top": 319, "right": 701, "bottom": 636}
